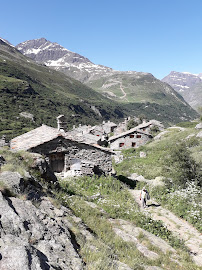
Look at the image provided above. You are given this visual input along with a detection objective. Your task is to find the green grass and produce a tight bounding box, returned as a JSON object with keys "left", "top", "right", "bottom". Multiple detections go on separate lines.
{"left": 0, "top": 147, "right": 199, "bottom": 269}
{"left": 57, "top": 176, "right": 187, "bottom": 248}
{"left": 115, "top": 126, "right": 202, "bottom": 179}
{"left": 54, "top": 175, "right": 200, "bottom": 269}
{"left": 114, "top": 124, "right": 202, "bottom": 233}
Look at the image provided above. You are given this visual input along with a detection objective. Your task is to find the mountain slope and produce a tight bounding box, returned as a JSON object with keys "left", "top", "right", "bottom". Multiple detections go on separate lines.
{"left": 162, "top": 71, "right": 202, "bottom": 110}
{"left": 0, "top": 38, "right": 125, "bottom": 139}
{"left": 16, "top": 38, "right": 199, "bottom": 122}
{"left": 16, "top": 38, "right": 114, "bottom": 83}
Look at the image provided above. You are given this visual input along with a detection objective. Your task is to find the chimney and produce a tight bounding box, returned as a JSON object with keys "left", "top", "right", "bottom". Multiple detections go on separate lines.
{"left": 57, "top": 115, "right": 68, "bottom": 133}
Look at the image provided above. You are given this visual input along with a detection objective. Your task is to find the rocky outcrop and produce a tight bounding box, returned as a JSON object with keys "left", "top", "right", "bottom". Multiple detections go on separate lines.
{"left": 31, "top": 153, "right": 58, "bottom": 184}
{"left": 0, "top": 171, "right": 26, "bottom": 194}
{"left": 0, "top": 191, "right": 84, "bottom": 270}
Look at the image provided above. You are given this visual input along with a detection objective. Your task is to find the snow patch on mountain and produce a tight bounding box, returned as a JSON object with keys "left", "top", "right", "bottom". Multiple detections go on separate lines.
{"left": 162, "top": 71, "right": 202, "bottom": 93}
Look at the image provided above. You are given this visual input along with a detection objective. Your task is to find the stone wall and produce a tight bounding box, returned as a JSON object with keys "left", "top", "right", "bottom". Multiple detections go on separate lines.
{"left": 30, "top": 137, "right": 112, "bottom": 176}
{"left": 110, "top": 133, "right": 151, "bottom": 150}
{"left": 66, "top": 147, "right": 112, "bottom": 175}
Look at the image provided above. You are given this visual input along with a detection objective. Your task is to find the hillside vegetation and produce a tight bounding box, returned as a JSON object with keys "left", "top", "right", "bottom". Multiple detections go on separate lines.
{"left": 0, "top": 40, "right": 125, "bottom": 139}
{"left": 115, "top": 121, "right": 202, "bottom": 232}
{"left": 0, "top": 147, "right": 200, "bottom": 269}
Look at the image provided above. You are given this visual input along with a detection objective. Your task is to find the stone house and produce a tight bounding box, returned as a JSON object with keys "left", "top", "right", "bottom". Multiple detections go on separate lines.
{"left": 113, "top": 118, "right": 164, "bottom": 136}
{"left": 102, "top": 121, "right": 117, "bottom": 134}
{"left": 137, "top": 120, "right": 164, "bottom": 133}
{"left": 108, "top": 127, "right": 153, "bottom": 150}
{"left": 10, "top": 123, "right": 113, "bottom": 177}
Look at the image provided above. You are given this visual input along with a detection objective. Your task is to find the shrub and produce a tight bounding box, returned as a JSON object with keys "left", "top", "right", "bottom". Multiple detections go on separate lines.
{"left": 127, "top": 119, "right": 138, "bottom": 130}
{"left": 163, "top": 142, "right": 200, "bottom": 188}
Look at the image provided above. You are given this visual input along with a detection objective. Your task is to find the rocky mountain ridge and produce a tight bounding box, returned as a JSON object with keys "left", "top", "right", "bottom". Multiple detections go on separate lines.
{"left": 15, "top": 38, "right": 199, "bottom": 118}
{"left": 162, "top": 71, "right": 202, "bottom": 93}
{"left": 16, "top": 38, "right": 116, "bottom": 83}
{"left": 162, "top": 71, "right": 202, "bottom": 110}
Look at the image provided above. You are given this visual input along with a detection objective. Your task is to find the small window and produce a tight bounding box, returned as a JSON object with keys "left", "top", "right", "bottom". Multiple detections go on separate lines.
{"left": 143, "top": 128, "right": 146, "bottom": 131}
{"left": 119, "top": 143, "right": 125, "bottom": 147}
{"left": 132, "top": 142, "right": 136, "bottom": 147}
{"left": 136, "top": 134, "right": 141, "bottom": 138}
{"left": 130, "top": 134, "right": 134, "bottom": 138}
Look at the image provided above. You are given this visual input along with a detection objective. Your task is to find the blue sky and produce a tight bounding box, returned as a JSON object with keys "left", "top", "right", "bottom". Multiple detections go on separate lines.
{"left": 1, "top": 0, "right": 202, "bottom": 79}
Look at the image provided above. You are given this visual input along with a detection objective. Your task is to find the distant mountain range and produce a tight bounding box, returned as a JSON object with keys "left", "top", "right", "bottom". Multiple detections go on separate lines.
{"left": 0, "top": 37, "right": 199, "bottom": 139}
{"left": 162, "top": 71, "right": 202, "bottom": 111}
{"left": 0, "top": 38, "right": 128, "bottom": 139}
{"left": 16, "top": 38, "right": 198, "bottom": 114}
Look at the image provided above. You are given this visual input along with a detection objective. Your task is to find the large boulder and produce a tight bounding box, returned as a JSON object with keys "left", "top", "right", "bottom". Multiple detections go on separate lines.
{"left": 0, "top": 191, "right": 84, "bottom": 269}
{"left": 31, "top": 153, "right": 57, "bottom": 184}
{"left": 0, "top": 171, "right": 26, "bottom": 194}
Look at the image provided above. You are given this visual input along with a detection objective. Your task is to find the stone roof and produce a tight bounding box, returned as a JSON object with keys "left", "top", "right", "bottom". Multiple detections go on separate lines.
{"left": 103, "top": 121, "right": 117, "bottom": 128}
{"left": 10, "top": 124, "right": 113, "bottom": 154}
{"left": 10, "top": 125, "right": 60, "bottom": 151}
{"left": 137, "top": 120, "right": 164, "bottom": 129}
{"left": 109, "top": 127, "right": 152, "bottom": 142}
{"left": 67, "top": 132, "right": 101, "bottom": 145}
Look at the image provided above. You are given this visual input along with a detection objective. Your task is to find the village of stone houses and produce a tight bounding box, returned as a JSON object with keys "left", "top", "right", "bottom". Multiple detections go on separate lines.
{"left": 1, "top": 110, "right": 202, "bottom": 270}
{"left": 7, "top": 115, "right": 162, "bottom": 177}
{"left": 0, "top": 35, "right": 202, "bottom": 270}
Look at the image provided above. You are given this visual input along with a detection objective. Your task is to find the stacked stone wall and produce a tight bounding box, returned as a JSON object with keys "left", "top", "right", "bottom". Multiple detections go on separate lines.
{"left": 110, "top": 133, "right": 151, "bottom": 150}
{"left": 31, "top": 137, "right": 112, "bottom": 176}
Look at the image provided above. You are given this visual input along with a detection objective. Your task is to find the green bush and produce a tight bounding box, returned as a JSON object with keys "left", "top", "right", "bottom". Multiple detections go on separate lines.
{"left": 163, "top": 142, "right": 201, "bottom": 188}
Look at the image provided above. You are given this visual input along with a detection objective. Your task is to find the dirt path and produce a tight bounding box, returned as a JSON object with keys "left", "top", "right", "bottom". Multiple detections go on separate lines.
{"left": 130, "top": 189, "right": 202, "bottom": 266}
{"left": 119, "top": 82, "right": 128, "bottom": 101}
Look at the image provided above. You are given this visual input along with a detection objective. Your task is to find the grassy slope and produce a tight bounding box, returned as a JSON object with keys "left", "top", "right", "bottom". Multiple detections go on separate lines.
{"left": 0, "top": 41, "right": 125, "bottom": 139}
{"left": 115, "top": 121, "right": 202, "bottom": 232}
{"left": 0, "top": 39, "right": 199, "bottom": 140}
{"left": 86, "top": 73, "right": 199, "bottom": 121}
{"left": 0, "top": 146, "right": 199, "bottom": 269}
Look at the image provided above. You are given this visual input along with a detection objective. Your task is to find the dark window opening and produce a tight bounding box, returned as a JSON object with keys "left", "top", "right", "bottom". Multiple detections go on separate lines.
{"left": 119, "top": 143, "right": 125, "bottom": 147}
{"left": 49, "top": 153, "right": 64, "bottom": 173}
{"left": 132, "top": 142, "right": 136, "bottom": 147}
{"left": 136, "top": 135, "right": 141, "bottom": 138}
{"left": 130, "top": 134, "right": 134, "bottom": 138}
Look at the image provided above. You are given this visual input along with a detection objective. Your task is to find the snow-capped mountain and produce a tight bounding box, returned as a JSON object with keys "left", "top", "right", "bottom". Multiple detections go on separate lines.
{"left": 162, "top": 71, "right": 202, "bottom": 93}
{"left": 162, "top": 71, "right": 202, "bottom": 110}
{"left": 16, "top": 38, "right": 150, "bottom": 83}
{"left": 16, "top": 38, "right": 117, "bottom": 82}
{"left": 16, "top": 38, "right": 199, "bottom": 115}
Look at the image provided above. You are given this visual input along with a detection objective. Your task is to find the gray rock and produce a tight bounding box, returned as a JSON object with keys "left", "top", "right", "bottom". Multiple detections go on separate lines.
{"left": 196, "top": 131, "right": 202, "bottom": 138}
{"left": 195, "top": 122, "right": 202, "bottom": 129}
{"left": 0, "top": 171, "right": 25, "bottom": 194}
{"left": 140, "top": 151, "right": 147, "bottom": 158}
{"left": 31, "top": 153, "right": 57, "bottom": 184}
{"left": 0, "top": 191, "right": 84, "bottom": 269}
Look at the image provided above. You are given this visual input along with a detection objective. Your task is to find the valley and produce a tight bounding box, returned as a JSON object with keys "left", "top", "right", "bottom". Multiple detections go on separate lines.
{"left": 0, "top": 36, "right": 201, "bottom": 270}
